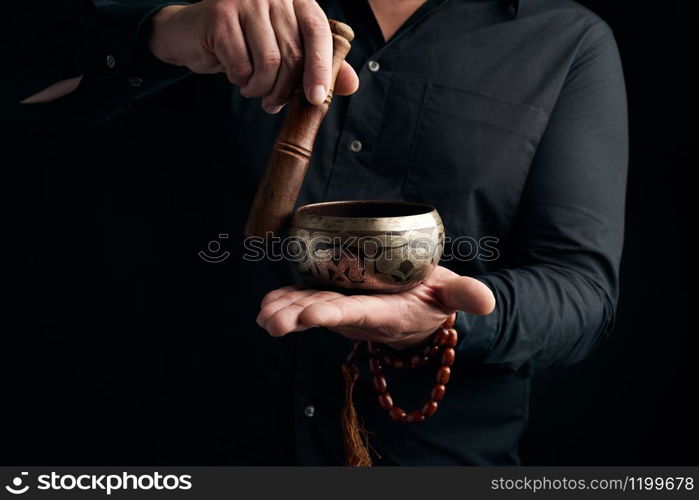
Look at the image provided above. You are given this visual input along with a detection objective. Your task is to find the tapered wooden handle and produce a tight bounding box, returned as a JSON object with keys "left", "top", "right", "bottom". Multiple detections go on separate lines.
{"left": 244, "top": 20, "right": 354, "bottom": 239}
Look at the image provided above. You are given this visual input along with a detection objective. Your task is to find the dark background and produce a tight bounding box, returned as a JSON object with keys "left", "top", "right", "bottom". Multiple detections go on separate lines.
{"left": 1, "top": 1, "right": 697, "bottom": 465}
{"left": 521, "top": 0, "right": 698, "bottom": 465}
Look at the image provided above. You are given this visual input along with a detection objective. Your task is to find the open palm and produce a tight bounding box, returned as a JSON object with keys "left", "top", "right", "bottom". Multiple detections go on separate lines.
{"left": 257, "top": 266, "right": 495, "bottom": 348}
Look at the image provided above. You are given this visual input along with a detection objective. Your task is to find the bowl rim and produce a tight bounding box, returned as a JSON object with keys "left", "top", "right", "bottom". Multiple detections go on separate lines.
{"left": 291, "top": 200, "right": 443, "bottom": 232}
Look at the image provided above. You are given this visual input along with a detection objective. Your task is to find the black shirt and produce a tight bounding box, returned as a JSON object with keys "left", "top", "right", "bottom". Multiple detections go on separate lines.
{"left": 1, "top": 0, "right": 628, "bottom": 465}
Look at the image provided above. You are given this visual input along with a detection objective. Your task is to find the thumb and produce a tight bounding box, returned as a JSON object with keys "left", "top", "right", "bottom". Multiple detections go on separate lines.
{"left": 333, "top": 61, "right": 359, "bottom": 96}
{"left": 438, "top": 276, "right": 496, "bottom": 316}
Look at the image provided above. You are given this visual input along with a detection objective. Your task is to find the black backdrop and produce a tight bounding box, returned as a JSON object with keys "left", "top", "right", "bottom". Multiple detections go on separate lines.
{"left": 1, "top": 1, "right": 697, "bottom": 465}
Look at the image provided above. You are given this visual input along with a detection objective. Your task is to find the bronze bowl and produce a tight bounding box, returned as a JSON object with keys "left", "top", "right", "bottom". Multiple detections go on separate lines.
{"left": 287, "top": 200, "right": 444, "bottom": 293}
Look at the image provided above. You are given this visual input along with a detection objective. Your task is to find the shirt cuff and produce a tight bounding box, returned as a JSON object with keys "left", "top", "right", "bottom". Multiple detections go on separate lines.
{"left": 453, "top": 280, "right": 500, "bottom": 359}
{"left": 87, "top": 1, "right": 191, "bottom": 84}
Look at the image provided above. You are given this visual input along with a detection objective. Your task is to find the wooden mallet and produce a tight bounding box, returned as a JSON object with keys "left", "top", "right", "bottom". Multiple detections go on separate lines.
{"left": 244, "top": 20, "right": 354, "bottom": 239}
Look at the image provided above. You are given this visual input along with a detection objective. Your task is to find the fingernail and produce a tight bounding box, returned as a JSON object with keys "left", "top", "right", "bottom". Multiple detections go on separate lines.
{"left": 308, "top": 85, "right": 327, "bottom": 105}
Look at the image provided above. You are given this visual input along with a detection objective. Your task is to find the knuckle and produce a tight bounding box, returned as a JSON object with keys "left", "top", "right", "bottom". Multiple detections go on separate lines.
{"left": 297, "top": 307, "right": 317, "bottom": 326}
{"left": 230, "top": 60, "right": 253, "bottom": 80}
{"left": 207, "top": 1, "right": 233, "bottom": 24}
{"left": 211, "top": 31, "right": 226, "bottom": 48}
{"left": 283, "top": 45, "right": 304, "bottom": 66}
{"left": 303, "top": 14, "right": 329, "bottom": 34}
{"left": 260, "top": 293, "right": 276, "bottom": 307}
{"left": 310, "top": 60, "right": 331, "bottom": 74}
{"left": 207, "top": 19, "right": 234, "bottom": 49}
{"left": 211, "top": 0, "right": 234, "bottom": 14}
{"left": 256, "top": 314, "right": 269, "bottom": 328}
{"left": 259, "top": 52, "right": 282, "bottom": 71}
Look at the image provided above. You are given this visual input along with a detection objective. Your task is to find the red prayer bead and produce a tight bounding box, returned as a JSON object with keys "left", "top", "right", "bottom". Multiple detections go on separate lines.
{"left": 433, "top": 328, "right": 448, "bottom": 347}
{"left": 430, "top": 384, "right": 446, "bottom": 402}
{"left": 407, "top": 410, "right": 426, "bottom": 423}
{"left": 422, "top": 400, "right": 438, "bottom": 417}
{"left": 445, "top": 329, "right": 458, "bottom": 348}
{"left": 366, "top": 319, "right": 458, "bottom": 425}
{"left": 436, "top": 366, "right": 451, "bottom": 384}
{"left": 388, "top": 407, "right": 407, "bottom": 422}
{"left": 373, "top": 375, "right": 388, "bottom": 394}
{"left": 378, "top": 393, "right": 394, "bottom": 410}
{"left": 441, "top": 347, "right": 456, "bottom": 366}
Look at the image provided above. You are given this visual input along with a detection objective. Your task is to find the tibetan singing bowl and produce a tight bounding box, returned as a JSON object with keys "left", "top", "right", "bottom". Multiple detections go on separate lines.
{"left": 288, "top": 201, "right": 444, "bottom": 293}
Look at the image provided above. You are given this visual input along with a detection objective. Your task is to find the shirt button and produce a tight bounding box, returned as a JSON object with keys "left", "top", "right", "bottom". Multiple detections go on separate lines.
{"left": 349, "top": 140, "right": 363, "bottom": 153}
{"left": 106, "top": 54, "right": 116, "bottom": 69}
{"left": 304, "top": 405, "right": 316, "bottom": 417}
{"left": 128, "top": 77, "right": 143, "bottom": 88}
{"left": 368, "top": 60, "right": 380, "bottom": 72}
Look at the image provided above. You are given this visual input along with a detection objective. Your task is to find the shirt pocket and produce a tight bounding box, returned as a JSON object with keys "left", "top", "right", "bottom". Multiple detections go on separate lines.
{"left": 402, "top": 83, "right": 548, "bottom": 239}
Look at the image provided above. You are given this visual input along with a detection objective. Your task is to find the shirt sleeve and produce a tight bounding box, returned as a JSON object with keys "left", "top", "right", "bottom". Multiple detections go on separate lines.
{"left": 1, "top": 1, "right": 191, "bottom": 124}
{"left": 76, "top": 0, "right": 193, "bottom": 122}
{"left": 85, "top": 1, "right": 192, "bottom": 83}
{"left": 455, "top": 22, "right": 629, "bottom": 378}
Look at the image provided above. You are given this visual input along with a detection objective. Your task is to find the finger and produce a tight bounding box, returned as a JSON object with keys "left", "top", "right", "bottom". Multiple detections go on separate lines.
{"left": 21, "top": 75, "right": 83, "bottom": 104}
{"left": 439, "top": 276, "right": 496, "bottom": 315}
{"left": 265, "top": 304, "right": 309, "bottom": 336}
{"left": 212, "top": 14, "right": 253, "bottom": 87}
{"left": 257, "top": 289, "right": 317, "bottom": 327}
{"left": 260, "top": 289, "right": 341, "bottom": 329}
{"left": 294, "top": 0, "right": 332, "bottom": 104}
{"left": 262, "top": 2, "right": 303, "bottom": 113}
{"left": 298, "top": 295, "right": 395, "bottom": 330}
{"left": 239, "top": 5, "right": 281, "bottom": 98}
{"left": 264, "top": 291, "right": 340, "bottom": 336}
{"left": 260, "top": 285, "right": 302, "bottom": 308}
{"left": 333, "top": 61, "right": 359, "bottom": 96}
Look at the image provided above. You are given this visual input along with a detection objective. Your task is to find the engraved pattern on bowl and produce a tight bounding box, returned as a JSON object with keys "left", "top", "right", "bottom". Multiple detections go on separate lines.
{"left": 288, "top": 201, "right": 444, "bottom": 293}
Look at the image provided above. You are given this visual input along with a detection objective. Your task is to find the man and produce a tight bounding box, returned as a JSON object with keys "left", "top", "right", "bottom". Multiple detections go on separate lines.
{"left": 3, "top": 0, "right": 627, "bottom": 465}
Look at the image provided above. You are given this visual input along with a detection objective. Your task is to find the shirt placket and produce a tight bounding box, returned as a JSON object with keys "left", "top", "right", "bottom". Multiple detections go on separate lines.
{"left": 322, "top": 0, "right": 451, "bottom": 201}
{"left": 291, "top": 0, "right": 452, "bottom": 464}
{"left": 323, "top": 57, "right": 392, "bottom": 200}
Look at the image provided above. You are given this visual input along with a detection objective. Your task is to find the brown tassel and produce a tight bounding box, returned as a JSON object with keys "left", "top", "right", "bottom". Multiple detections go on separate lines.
{"left": 341, "top": 359, "right": 372, "bottom": 466}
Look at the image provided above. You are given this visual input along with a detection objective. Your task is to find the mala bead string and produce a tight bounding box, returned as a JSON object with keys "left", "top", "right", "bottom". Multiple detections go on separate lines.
{"left": 367, "top": 314, "right": 458, "bottom": 423}
{"left": 341, "top": 314, "right": 459, "bottom": 465}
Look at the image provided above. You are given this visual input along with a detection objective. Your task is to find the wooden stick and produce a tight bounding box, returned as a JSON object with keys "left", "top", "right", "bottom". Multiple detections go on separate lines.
{"left": 244, "top": 20, "right": 354, "bottom": 239}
